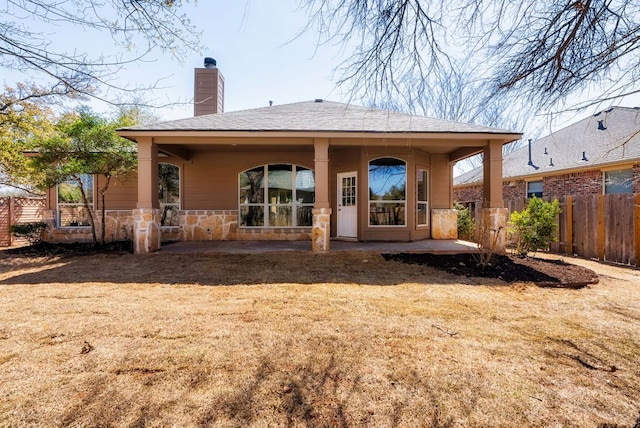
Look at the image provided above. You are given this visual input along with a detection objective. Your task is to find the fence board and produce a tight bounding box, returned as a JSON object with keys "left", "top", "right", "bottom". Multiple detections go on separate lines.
{"left": 604, "top": 194, "right": 635, "bottom": 264}
{"left": 0, "top": 198, "right": 10, "bottom": 246}
{"left": 0, "top": 197, "right": 46, "bottom": 246}
{"left": 493, "top": 194, "right": 638, "bottom": 265}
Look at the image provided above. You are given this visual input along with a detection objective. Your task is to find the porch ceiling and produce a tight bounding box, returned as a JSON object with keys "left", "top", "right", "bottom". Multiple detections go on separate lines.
{"left": 147, "top": 133, "right": 509, "bottom": 160}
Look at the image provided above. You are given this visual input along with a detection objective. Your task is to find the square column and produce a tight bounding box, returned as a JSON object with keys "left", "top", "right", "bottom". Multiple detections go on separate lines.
{"left": 313, "top": 138, "right": 331, "bottom": 252}
{"left": 133, "top": 208, "right": 161, "bottom": 254}
{"left": 312, "top": 208, "right": 332, "bottom": 252}
{"left": 483, "top": 140, "right": 504, "bottom": 208}
{"left": 479, "top": 207, "right": 508, "bottom": 254}
{"left": 134, "top": 137, "right": 160, "bottom": 253}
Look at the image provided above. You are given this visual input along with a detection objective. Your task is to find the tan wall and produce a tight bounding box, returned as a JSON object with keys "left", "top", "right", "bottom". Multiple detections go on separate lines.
{"left": 430, "top": 154, "right": 451, "bottom": 209}
{"left": 180, "top": 150, "right": 314, "bottom": 210}
{"left": 98, "top": 173, "right": 138, "bottom": 209}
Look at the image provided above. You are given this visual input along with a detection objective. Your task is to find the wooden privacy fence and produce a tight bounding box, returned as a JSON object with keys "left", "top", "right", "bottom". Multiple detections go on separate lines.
{"left": 0, "top": 197, "right": 46, "bottom": 246}
{"left": 464, "top": 194, "right": 640, "bottom": 266}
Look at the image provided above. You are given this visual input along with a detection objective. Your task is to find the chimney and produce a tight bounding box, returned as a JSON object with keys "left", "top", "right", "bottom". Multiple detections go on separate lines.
{"left": 194, "top": 57, "right": 224, "bottom": 116}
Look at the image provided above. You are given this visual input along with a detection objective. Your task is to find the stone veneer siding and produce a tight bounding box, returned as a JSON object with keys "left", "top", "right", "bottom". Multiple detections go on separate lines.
{"left": 44, "top": 209, "right": 311, "bottom": 244}
{"left": 179, "top": 210, "right": 311, "bottom": 241}
{"left": 43, "top": 209, "right": 135, "bottom": 243}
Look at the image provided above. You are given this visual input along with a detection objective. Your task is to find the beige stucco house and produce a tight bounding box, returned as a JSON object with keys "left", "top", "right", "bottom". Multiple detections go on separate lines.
{"left": 43, "top": 60, "right": 521, "bottom": 253}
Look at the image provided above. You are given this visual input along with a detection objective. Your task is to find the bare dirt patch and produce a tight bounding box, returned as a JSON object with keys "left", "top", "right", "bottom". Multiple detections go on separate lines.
{"left": 0, "top": 249, "right": 638, "bottom": 427}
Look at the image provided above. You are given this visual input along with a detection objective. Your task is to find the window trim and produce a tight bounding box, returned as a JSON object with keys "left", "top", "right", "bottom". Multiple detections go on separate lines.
{"left": 238, "top": 164, "right": 315, "bottom": 228}
{"left": 368, "top": 157, "right": 407, "bottom": 227}
{"left": 416, "top": 167, "right": 429, "bottom": 228}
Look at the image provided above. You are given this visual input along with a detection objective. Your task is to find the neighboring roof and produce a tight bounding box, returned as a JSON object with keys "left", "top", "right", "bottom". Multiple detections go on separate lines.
{"left": 454, "top": 106, "right": 640, "bottom": 186}
{"left": 120, "top": 100, "right": 519, "bottom": 136}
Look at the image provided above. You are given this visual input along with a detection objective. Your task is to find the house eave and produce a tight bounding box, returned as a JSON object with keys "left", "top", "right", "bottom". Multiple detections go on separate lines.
{"left": 117, "top": 129, "right": 521, "bottom": 144}
{"left": 453, "top": 159, "right": 640, "bottom": 188}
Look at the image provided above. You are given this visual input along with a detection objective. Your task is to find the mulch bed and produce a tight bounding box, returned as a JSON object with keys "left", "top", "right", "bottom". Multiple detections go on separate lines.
{"left": 383, "top": 253, "right": 599, "bottom": 288}
{"left": 2, "top": 241, "right": 133, "bottom": 257}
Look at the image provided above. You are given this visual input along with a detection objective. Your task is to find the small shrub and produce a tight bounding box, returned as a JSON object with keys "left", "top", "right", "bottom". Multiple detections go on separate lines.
{"left": 508, "top": 197, "right": 561, "bottom": 258}
{"left": 472, "top": 223, "right": 504, "bottom": 269}
{"left": 10, "top": 222, "right": 48, "bottom": 245}
{"left": 455, "top": 202, "right": 475, "bottom": 241}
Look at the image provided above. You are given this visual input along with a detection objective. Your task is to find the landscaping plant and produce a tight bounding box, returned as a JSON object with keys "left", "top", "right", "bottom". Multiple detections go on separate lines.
{"left": 454, "top": 201, "right": 475, "bottom": 241}
{"left": 508, "top": 196, "right": 561, "bottom": 258}
{"left": 9, "top": 221, "right": 47, "bottom": 245}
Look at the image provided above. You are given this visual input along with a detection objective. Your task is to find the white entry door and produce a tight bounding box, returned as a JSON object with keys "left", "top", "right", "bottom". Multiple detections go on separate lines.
{"left": 337, "top": 171, "right": 357, "bottom": 238}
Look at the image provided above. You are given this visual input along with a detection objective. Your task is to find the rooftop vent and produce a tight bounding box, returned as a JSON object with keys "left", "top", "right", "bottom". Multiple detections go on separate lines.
{"left": 581, "top": 151, "right": 588, "bottom": 162}
{"left": 597, "top": 119, "right": 607, "bottom": 130}
{"left": 314, "top": 98, "right": 323, "bottom": 103}
{"left": 549, "top": 157, "right": 554, "bottom": 167}
{"left": 204, "top": 57, "right": 217, "bottom": 68}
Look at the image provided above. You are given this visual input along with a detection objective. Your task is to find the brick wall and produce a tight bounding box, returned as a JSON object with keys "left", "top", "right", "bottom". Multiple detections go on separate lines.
{"left": 543, "top": 170, "right": 603, "bottom": 198}
{"left": 453, "top": 185, "right": 483, "bottom": 202}
{"left": 454, "top": 164, "right": 640, "bottom": 202}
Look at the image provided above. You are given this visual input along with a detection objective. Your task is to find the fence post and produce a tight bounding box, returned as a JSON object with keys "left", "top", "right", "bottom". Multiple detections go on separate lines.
{"left": 8, "top": 196, "right": 14, "bottom": 247}
{"left": 635, "top": 194, "right": 640, "bottom": 266}
{"left": 598, "top": 195, "right": 605, "bottom": 261}
{"left": 566, "top": 196, "right": 573, "bottom": 256}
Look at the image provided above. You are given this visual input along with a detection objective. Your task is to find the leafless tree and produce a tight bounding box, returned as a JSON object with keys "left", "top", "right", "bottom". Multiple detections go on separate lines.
{"left": 0, "top": 0, "right": 202, "bottom": 106}
{"left": 300, "top": 0, "right": 640, "bottom": 113}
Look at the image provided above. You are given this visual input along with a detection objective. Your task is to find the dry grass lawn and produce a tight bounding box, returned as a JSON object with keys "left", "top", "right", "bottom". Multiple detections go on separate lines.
{"left": 0, "top": 250, "right": 639, "bottom": 427}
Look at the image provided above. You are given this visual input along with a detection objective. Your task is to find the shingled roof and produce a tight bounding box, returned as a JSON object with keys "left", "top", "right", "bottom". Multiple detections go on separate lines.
{"left": 121, "top": 99, "right": 518, "bottom": 135}
{"left": 454, "top": 106, "right": 640, "bottom": 186}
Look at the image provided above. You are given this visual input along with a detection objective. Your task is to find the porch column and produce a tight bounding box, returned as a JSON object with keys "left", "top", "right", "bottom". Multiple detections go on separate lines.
{"left": 481, "top": 140, "right": 508, "bottom": 253}
{"left": 312, "top": 138, "right": 331, "bottom": 252}
{"left": 134, "top": 137, "right": 161, "bottom": 254}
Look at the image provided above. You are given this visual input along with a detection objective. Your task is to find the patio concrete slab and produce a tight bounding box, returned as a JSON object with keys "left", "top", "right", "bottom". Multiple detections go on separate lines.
{"left": 158, "top": 239, "right": 479, "bottom": 254}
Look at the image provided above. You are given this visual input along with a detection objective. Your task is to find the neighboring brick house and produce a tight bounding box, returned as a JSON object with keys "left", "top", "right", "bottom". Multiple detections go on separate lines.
{"left": 454, "top": 107, "right": 640, "bottom": 202}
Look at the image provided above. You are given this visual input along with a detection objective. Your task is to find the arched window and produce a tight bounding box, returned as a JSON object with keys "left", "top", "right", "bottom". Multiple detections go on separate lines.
{"left": 239, "top": 164, "right": 315, "bottom": 227}
{"left": 368, "top": 157, "right": 406, "bottom": 226}
{"left": 158, "top": 163, "right": 180, "bottom": 226}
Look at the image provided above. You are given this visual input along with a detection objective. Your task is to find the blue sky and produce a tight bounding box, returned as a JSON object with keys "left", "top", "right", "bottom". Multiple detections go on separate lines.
{"left": 2, "top": 1, "right": 346, "bottom": 121}
{"left": 137, "top": 1, "right": 347, "bottom": 119}
{"left": 4, "top": 1, "right": 639, "bottom": 128}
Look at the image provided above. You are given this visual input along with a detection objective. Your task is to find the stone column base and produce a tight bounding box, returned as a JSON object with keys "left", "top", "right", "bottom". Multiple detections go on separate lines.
{"left": 431, "top": 209, "right": 458, "bottom": 239}
{"left": 312, "top": 208, "right": 332, "bottom": 252}
{"left": 479, "top": 207, "right": 508, "bottom": 254}
{"left": 133, "top": 208, "right": 161, "bottom": 254}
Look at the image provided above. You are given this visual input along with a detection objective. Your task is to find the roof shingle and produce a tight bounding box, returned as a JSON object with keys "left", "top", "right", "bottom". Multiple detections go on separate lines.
{"left": 122, "top": 100, "right": 519, "bottom": 135}
{"left": 454, "top": 107, "right": 640, "bottom": 185}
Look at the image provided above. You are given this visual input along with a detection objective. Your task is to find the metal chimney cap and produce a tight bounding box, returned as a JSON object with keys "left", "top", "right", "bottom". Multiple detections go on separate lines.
{"left": 204, "top": 57, "right": 217, "bottom": 68}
